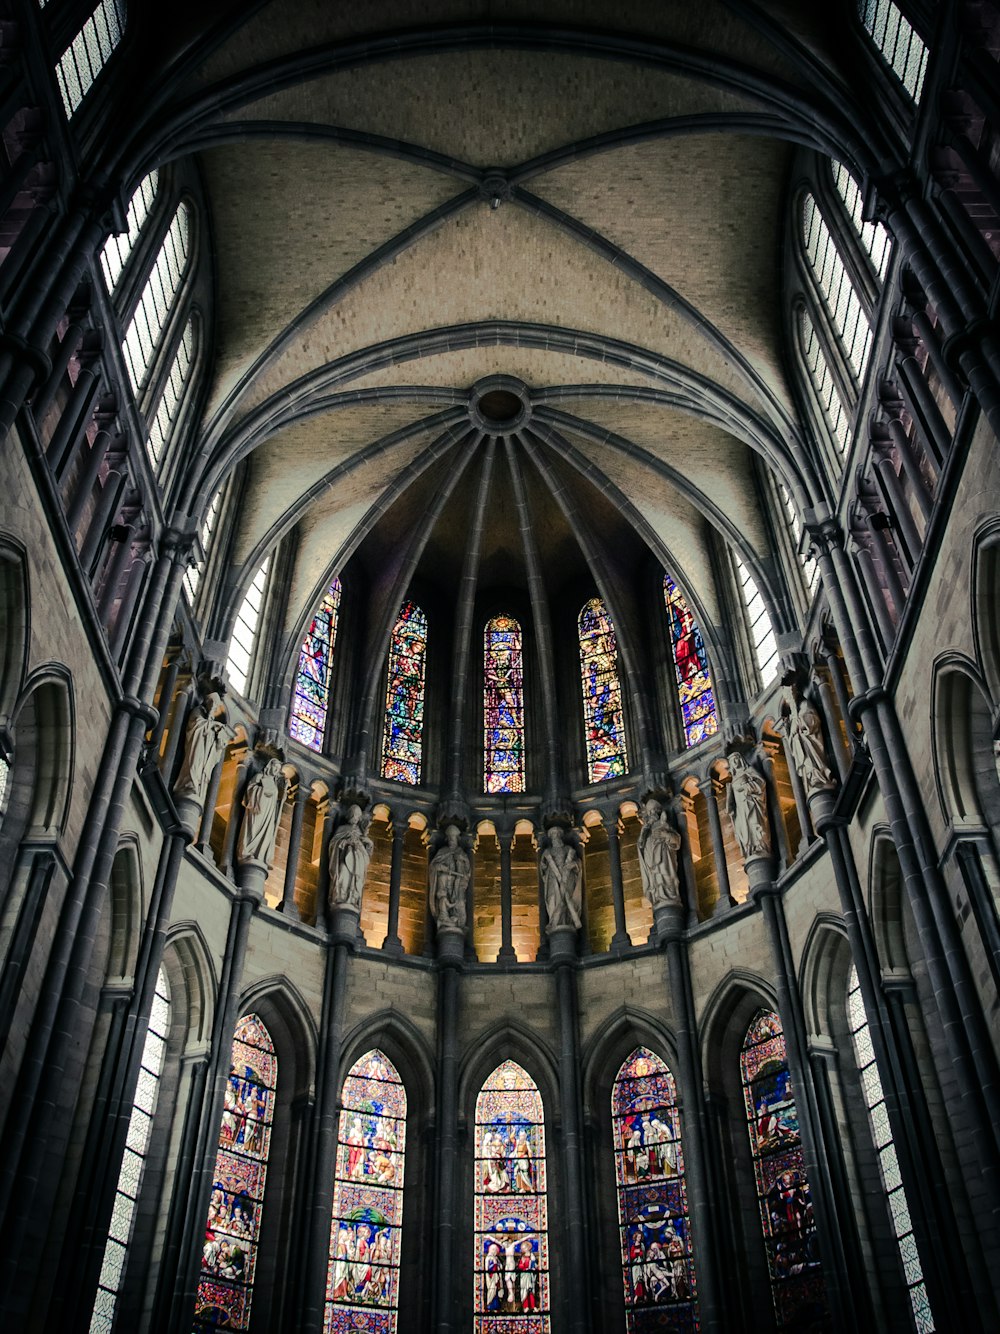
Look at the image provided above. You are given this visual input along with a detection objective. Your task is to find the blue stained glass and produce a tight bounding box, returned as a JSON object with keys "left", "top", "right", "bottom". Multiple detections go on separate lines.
{"left": 381, "top": 601, "right": 428, "bottom": 785}
{"left": 578, "top": 598, "right": 628, "bottom": 783}
{"left": 194, "top": 1016, "right": 277, "bottom": 1334}
{"left": 663, "top": 577, "right": 718, "bottom": 748}
{"left": 740, "top": 1012, "right": 829, "bottom": 1330}
{"left": 613, "top": 1048, "right": 699, "bottom": 1330}
{"left": 289, "top": 579, "right": 341, "bottom": 751}
{"left": 485, "top": 615, "right": 525, "bottom": 794}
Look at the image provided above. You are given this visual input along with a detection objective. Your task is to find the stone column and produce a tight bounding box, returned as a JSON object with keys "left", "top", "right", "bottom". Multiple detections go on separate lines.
{"left": 872, "top": 445, "right": 922, "bottom": 568}
{"left": 886, "top": 417, "right": 934, "bottom": 512}
{"left": 811, "top": 668, "right": 850, "bottom": 783}
{"left": 433, "top": 943, "right": 462, "bottom": 1331}
{"left": 147, "top": 651, "right": 181, "bottom": 763}
{"left": 606, "top": 815, "right": 631, "bottom": 952}
{"left": 853, "top": 541, "right": 896, "bottom": 648}
{"left": 775, "top": 736, "right": 813, "bottom": 856}
{"left": 498, "top": 828, "right": 516, "bottom": 962}
{"left": 756, "top": 744, "right": 791, "bottom": 871}
{"left": 194, "top": 747, "right": 229, "bottom": 861}
{"left": 66, "top": 428, "right": 111, "bottom": 532}
{"left": 279, "top": 780, "right": 310, "bottom": 921}
{"left": 381, "top": 816, "right": 406, "bottom": 954}
{"left": 672, "top": 789, "right": 702, "bottom": 928}
{"left": 703, "top": 774, "right": 734, "bottom": 916}
{"left": 217, "top": 750, "right": 253, "bottom": 877}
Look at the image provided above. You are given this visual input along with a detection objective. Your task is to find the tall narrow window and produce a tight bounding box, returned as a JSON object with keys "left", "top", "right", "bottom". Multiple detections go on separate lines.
{"left": 579, "top": 597, "right": 628, "bottom": 783}
{"left": 185, "top": 487, "right": 222, "bottom": 603}
{"left": 740, "top": 1010, "right": 827, "bottom": 1330}
{"left": 778, "top": 485, "right": 820, "bottom": 597}
{"left": 381, "top": 599, "right": 428, "bottom": 784}
{"left": 847, "top": 968, "right": 933, "bottom": 1331}
{"left": 799, "top": 307, "right": 851, "bottom": 456}
{"left": 662, "top": 575, "right": 718, "bottom": 747}
{"left": 146, "top": 316, "right": 195, "bottom": 470}
{"left": 90, "top": 967, "right": 170, "bottom": 1334}
{"left": 325, "top": 1050, "right": 407, "bottom": 1332}
{"left": 474, "top": 1061, "right": 549, "bottom": 1331}
{"left": 832, "top": 163, "right": 891, "bottom": 281}
{"left": 289, "top": 578, "right": 342, "bottom": 751}
{"left": 226, "top": 557, "right": 270, "bottom": 696}
{"left": 484, "top": 614, "right": 526, "bottom": 793}
{"left": 194, "top": 1015, "right": 277, "bottom": 1334}
{"left": 733, "top": 557, "right": 779, "bottom": 688}
{"left": 613, "top": 1047, "right": 698, "bottom": 1328}
{"left": 121, "top": 201, "right": 191, "bottom": 394}
{"left": 803, "top": 194, "right": 872, "bottom": 387}
{"left": 100, "top": 170, "right": 158, "bottom": 294}
{"left": 55, "top": 0, "right": 125, "bottom": 118}
{"left": 858, "top": 0, "right": 928, "bottom": 101}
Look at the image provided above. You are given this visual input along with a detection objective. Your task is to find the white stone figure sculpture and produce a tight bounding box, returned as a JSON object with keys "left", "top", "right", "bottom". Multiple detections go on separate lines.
{"left": 173, "top": 687, "right": 235, "bottom": 806}
{"left": 428, "top": 824, "right": 471, "bottom": 930}
{"left": 540, "top": 826, "right": 583, "bottom": 930}
{"left": 237, "top": 758, "right": 286, "bottom": 868}
{"left": 778, "top": 682, "right": 835, "bottom": 798}
{"left": 328, "top": 803, "right": 374, "bottom": 910}
{"left": 726, "top": 752, "right": 771, "bottom": 859}
{"left": 637, "top": 799, "right": 682, "bottom": 908}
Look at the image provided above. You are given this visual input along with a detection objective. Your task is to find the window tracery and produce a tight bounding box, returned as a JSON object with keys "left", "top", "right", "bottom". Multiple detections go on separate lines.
{"left": 858, "top": 0, "right": 928, "bottom": 101}
{"left": 613, "top": 1047, "right": 697, "bottom": 1329}
{"left": 146, "top": 315, "right": 195, "bottom": 470}
{"left": 325, "top": 1049, "right": 407, "bottom": 1332}
{"left": 185, "top": 487, "right": 223, "bottom": 603}
{"left": 194, "top": 1015, "right": 277, "bottom": 1333}
{"left": 121, "top": 201, "right": 191, "bottom": 395}
{"left": 733, "top": 558, "right": 779, "bottom": 688}
{"left": 798, "top": 306, "right": 851, "bottom": 456}
{"left": 662, "top": 576, "right": 718, "bottom": 748}
{"left": 100, "top": 171, "right": 158, "bottom": 295}
{"left": 474, "top": 1061, "right": 549, "bottom": 1331}
{"left": 831, "top": 163, "right": 891, "bottom": 280}
{"left": 802, "top": 192, "right": 872, "bottom": 388}
{"left": 55, "top": 0, "right": 125, "bottom": 117}
{"left": 226, "top": 557, "right": 270, "bottom": 697}
{"left": 484, "top": 614, "right": 525, "bottom": 793}
{"left": 740, "top": 1010, "right": 827, "bottom": 1329}
{"left": 289, "top": 578, "right": 342, "bottom": 751}
{"left": 380, "top": 600, "right": 428, "bottom": 784}
{"left": 578, "top": 597, "right": 628, "bottom": 783}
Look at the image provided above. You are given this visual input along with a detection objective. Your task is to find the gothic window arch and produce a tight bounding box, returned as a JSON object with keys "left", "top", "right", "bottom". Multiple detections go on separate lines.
{"left": 474, "top": 1060, "right": 549, "bottom": 1329}
{"left": 846, "top": 967, "right": 933, "bottom": 1331}
{"left": 740, "top": 1009, "right": 827, "bottom": 1329}
{"left": 381, "top": 599, "right": 428, "bottom": 784}
{"left": 613, "top": 1046, "right": 697, "bottom": 1327}
{"left": 194, "top": 1014, "right": 277, "bottom": 1333}
{"left": 578, "top": 597, "right": 628, "bottom": 783}
{"left": 289, "top": 578, "right": 342, "bottom": 751}
{"left": 90, "top": 966, "right": 170, "bottom": 1333}
{"left": 662, "top": 575, "right": 718, "bottom": 747}
{"left": 226, "top": 557, "right": 271, "bottom": 697}
{"left": 802, "top": 189, "right": 873, "bottom": 390}
{"left": 733, "top": 556, "right": 779, "bottom": 689}
{"left": 325, "top": 1049, "right": 407, "bottom": 1331}
{"left": 53, "top": 0, "right": 126, "bottom": 118}
{"left": 857, "top": 0, "right": 928, "bottom": 102}
{"left": 484, "top": 613, "right": 525, "bottom": 793}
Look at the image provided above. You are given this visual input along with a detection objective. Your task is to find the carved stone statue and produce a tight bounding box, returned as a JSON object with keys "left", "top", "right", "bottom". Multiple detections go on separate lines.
{"left": 237, "top": 758, "right": 286, "bottom": 869}
{"left": 328, "top": 803, "right": 373, "bottom": 911}
{"left": 726, "top": 752, "right": 771, "bottom": 859}
{"left": 637, "top": 799, "right": 682, "bottom": 908}
{"left": 429, "top": 824, "right": 471, "bottom": 930}
{"left": 540, "top": 826, "right": 583, "bottom": 931}
{"left": 173, "top": 682, "right": 235, "bottom": 807}
{"left": 778, "top": 682, "right": 835, "bottom": 798}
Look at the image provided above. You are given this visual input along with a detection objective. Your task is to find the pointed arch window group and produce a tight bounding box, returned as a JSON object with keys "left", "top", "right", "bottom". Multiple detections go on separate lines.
{"left": 381, "top": 600, "right": 429, "bottom": 784}
{"left": 484, "top": 614, "right": 526, "bottom": 793}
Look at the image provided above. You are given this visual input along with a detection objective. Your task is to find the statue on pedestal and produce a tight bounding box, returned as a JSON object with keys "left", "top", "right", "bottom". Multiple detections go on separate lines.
{"left": 173, "top": 678, "right": 235, "bottom": 807}
{"left": 726, "top": 752, "right": 770, "bottom": 859}
{"left": 637, "top": 799, "right": 682, "bottom": 908}
{"left": 328, "top": 803, "right": 373, "bottom": 911}
{"left": 237, "top": 757, "right": 286, "bottom": 869}
{"left": 429, "top": 824, "right": 471, "bottom": 930}
{"left": 541, "top": 826, "right": 583, "bottom": 931}
{"left": 778, "top": 680, "right": 835, "bottom": 798}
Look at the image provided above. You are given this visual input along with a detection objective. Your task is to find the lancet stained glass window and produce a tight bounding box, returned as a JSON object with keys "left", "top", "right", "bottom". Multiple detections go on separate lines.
{"left": 484, "top": 614, "right": 525, "bottom": 793}
{"left": 325, "top": 1050, "right": 407, "bottom": 1333}
{"left": 90, "top": 967, "right": 170, "bottom": 1333}
{"left": 289, "top": 578, "right": 342, "bottom": 751}
{"left": 474, "top": 1061, "right": 549, "bottom": 1332}
{"left": 194, "top": 1015, "right": 277, "bottom": 1334}
{"left": 613, "top": 1047, "right": 699, "bottom": 1331}
{"left": 579, "top": 597, "right": 628, "bottom": 783}
{"left": 847, "top": 968, "right": 933, "bottom": 1331}
{"left": 740, "top": 1011, "right": 827, "bottom": 1330}
{"left": 380, "top": 600, "right": 428, "bottom": 784}
{"left": 662, "top": 576, "right": 718, "bottom": 748}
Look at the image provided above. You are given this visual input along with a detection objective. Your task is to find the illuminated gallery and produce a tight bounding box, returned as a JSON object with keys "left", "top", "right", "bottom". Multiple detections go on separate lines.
{"left": 0, "top": 1, "right": 998, "bottom": 1330}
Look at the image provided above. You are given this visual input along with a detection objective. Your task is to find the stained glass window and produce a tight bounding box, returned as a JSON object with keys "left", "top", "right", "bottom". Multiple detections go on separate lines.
{"left": 227, "top": 557, "right": 270, "bottom": 696}
{"left": 484, "top": 615, "right": 525, "bottom": 793}
{"left": 662, "top": 576, "right": 718, "bottom": 748}
{"left": 474, "top": 1061, "right": 549, "bottom": 1332}
{"left": 740, "top": 1011, "right": 827, "bottom": 1330}
{"left": 847, "top": 968, "right": 934, "bottom": 1332}
{"left": 578, "top": 598, "right": 628, "bottom": 783}
{"left": 613, "top": 1047, "right": 699, "bottom": 1331}
{"left": 289, "top": 579, "right": 342, "bottom": 751}
{"left": 90, "top": 967, "right": 170, "bottom": 1334}
{"left": 380, "top": 600, "right": 428, "bottom": 784}
{"left": 325, "top": 1050, "right": 407, "bottom": 1333}
{"left": 194, "top": 1015, "right": 277, "bottom": 1334}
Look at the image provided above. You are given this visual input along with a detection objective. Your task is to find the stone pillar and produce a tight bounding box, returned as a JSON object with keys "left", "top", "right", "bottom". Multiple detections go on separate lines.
{"left": 886, "top": 417, "right": 934, "bottom": 512}
{"left": 672, "top": 789, "right": 703, "bottom": 928}
{"left": 194, "top": 747, "right": 229, "bottom": 860}
{"left": 853, "top": 541, "right": 896, "bottom": 648}
{"left": 279, "top": 780, "right": 310, "bottom": 921}
{"left": 498, "top": 828, "right": 516, "bottom": 962}
{"left": 147, "top": 651, "right": 181, "bottom": 762}
{"left": 756, "top": 744, "right": 791, "bottom": 871}
{"left": 66, "top": 428, "right": 111, "bottom": 532}
{"left": 776, "top": 736, "right": 814, "bottom": 856}
{"left": 606, "top": 815, "right": 631, "bottom": 952}
{"left": 811, "top": 668, "right": 850, "bottom": 783}
{"left": 46, "top": 366, "right": 99, "bottom": 477}
{"left": 703, "top": 774, "right": 734, "bottom": 916}
{"left": 217, "top": 750, "right": 253, "bottom": 876}
{"left": 872, "top": 446, "right": 922, "bottom": 569}
{"left": 433, "top": 945, "right": 462, "bottom": 1331}
{"left": 381, "top": 815, "right": 406, "bottom": 954}
{"left": 864, "top": 512, "right": 907, "bottom": 611}
{"left": 160, "top": 681, "right": 193, "bottom": 787}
